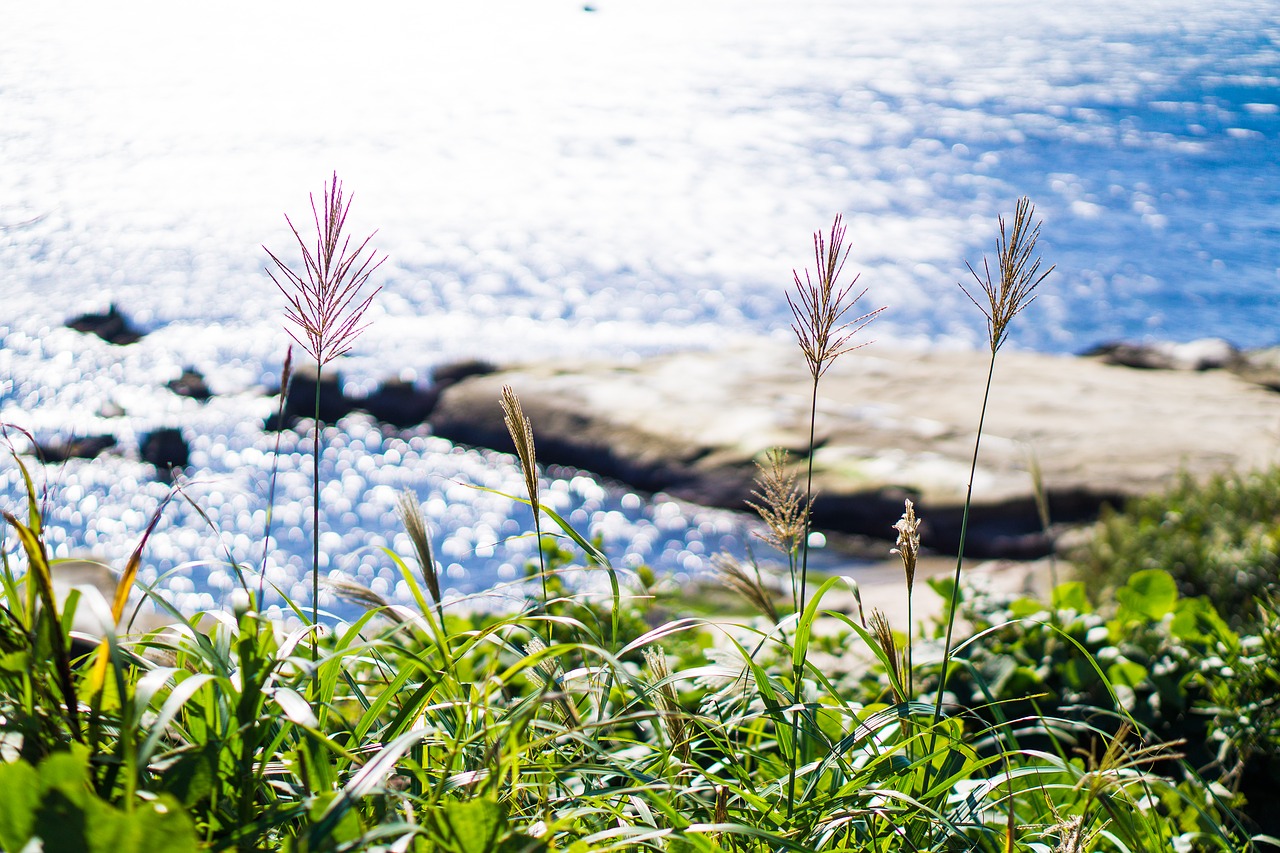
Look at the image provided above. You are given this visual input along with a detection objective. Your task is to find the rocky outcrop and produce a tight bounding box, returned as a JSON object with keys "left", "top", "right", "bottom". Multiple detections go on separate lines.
{"left": 430, "top": 339, "right": 1280, "bottom": 558}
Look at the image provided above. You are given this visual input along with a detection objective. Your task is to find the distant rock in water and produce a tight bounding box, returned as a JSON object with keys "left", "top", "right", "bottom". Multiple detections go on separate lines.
{"left": 166, "top": 368, "right": 212, "bottom": 401}
{"left": 265, "top": 359, "right": 494, "bottom": 430}
{"left": 362, "top": 379, "right": 438, "bottom": 428}
{"left": 140, "top": 428, "right": 189, "bottom": 474}
{"left": 1083, "top": 338, "right": 1240, "bottom": 371}
{"left": 275, "top": 367, "right": 358, "bottom": 426}
{"left": 66, "top": 304, "right": 145, "bottom": 345}
{"left": 36, "top": 434, "right": 117, "bottom": 463}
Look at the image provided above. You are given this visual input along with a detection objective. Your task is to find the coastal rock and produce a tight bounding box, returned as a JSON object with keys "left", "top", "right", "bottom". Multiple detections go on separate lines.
{"left": 66, "top": 304, "right": 145, "bottom": 345}
{"left": 362, "top": 379, "right": 438, "bottom": 428}
{"left": 278, "top": 367, "right": 357, "bottom": 425}
{"left": 430, "top": 340, "right": 1280, "bottom": 558}
{"left": 1083, "top": 338, "right": 1239, "bottom": 371}
{"left": 266, "top": 359, "right": 492, "bottom": 430}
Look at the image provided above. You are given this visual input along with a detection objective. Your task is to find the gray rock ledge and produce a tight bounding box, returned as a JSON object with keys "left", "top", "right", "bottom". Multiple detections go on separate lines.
{"left": 430, "top": 339, "right": 1280, "bottom": 558}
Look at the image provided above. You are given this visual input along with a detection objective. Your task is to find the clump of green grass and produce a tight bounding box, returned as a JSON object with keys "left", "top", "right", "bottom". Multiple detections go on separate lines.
{"left": 0, "top": 194, "right": 1271, "bottom": 852}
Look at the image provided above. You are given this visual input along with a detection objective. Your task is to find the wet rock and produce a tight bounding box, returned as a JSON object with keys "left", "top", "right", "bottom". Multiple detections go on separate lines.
{"left": 431, "top": 339, "right": 1280, "bottom": 558}
{"left": 36, "top": 434, "right": 117, "bottom": 463}
{"left": 166, "top": 368, "right": 212, "bottom": 401}
{"left": 66, "top": 304, "right": 145, "bottom": 345}
{"left": 140, "top": 427, "right": 189, "bottom": 473}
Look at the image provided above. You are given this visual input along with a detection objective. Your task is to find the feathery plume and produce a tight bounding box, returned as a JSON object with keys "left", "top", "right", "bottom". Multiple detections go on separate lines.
{"left": 397, "top": 490, "right": 441, "bottom": 606}
{"left": 788, "top": 214, "right": 885, "bottom": 381}
{"left": 500, "top": 385, "right": 540, "bottom": 518}
{"left": 266, "top": 172, "right": 385, "bottom": 368}
{"left": 746, "top": 448, "right": 809, "bottom": 557}
{"left": 892, "top": 498, "right": 921, "bottom": 595}
{"left": 959, "top": 197, "right": 1054, "bottom": 353}
{"left": 643, "top": 646, "right": 690, "bottom": 762}
{"left": 712, "top": 553, "right": 780, "bottom": 623}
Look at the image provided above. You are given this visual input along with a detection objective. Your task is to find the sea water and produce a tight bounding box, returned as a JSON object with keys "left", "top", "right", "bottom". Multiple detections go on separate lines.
{"left": 1, "top": 0, "right": 1277, "bottom": 618}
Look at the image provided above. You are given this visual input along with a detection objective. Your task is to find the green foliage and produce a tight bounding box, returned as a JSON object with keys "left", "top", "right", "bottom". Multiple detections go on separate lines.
{"left": 0, "top": 745, "right": 198, "bottom": 853}
{"left": 1080, "top": 468, "right": 1280, "bottom": 625}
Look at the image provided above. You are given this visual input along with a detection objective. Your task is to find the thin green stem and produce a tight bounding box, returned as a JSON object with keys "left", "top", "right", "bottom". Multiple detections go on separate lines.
{"left": 785, "top": 377, "right": 824, "bottom": 823}
{"left": 311, "top": 371, "right": 322, "bottom": 663}
{"left": 932, "top": 349, "right": 997, "bottom": 726}
{"left": 799, "top": 377, "right": 819, "bottom": 616}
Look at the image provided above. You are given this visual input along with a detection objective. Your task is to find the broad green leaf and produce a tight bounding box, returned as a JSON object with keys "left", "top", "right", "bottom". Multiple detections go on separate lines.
{"left": 432, "top": 797, "right": 506, "bottom": 853}
{"left": 1051, "top": 581, "right": 1090, "bottom": 613}
{"left": 1116, "top": 568, "right": 1179, "bottom": 621}
{"left": 0, "top": 759, "right": 39, "bottom": 852}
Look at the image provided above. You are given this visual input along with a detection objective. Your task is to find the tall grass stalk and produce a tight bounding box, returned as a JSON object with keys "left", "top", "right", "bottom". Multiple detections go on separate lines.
{"left": 501, "top": 385, "right": 549, "bottom": 619}
{"left": 265, "top": 173, "right": 384, "bottom": 647}
{"left": 783, "top": 215, "right": 883, "bottom": 819}
{"left": 787, "top": 215, "right": 884, "bottom": 617}
{"left": 933, "top": 197, "right": 1053, "bottom": 724}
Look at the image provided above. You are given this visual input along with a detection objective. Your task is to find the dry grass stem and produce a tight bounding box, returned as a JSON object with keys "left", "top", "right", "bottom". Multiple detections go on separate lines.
{"left": 500, "top": 385, "right": 540, "bottom": 518}
{"left": 712, "top": 553, "right": 780, "bottom": 622}
{"left": 960, "top": 196, "right": 1055, "bottom": 353}
{"left": 266, "top": 172, "right": 385, "bottom": 368}
{"left": 787, "top": 214, "right": 885, "bottom": 380}
{"left": 397, "top": 489, "right": 440, "bottom": 605}
{"left": 892, "top": 498, "right": 921, "bottom": 595}
{"left": 746, "top": 448, "right": 809, "bottom": 557}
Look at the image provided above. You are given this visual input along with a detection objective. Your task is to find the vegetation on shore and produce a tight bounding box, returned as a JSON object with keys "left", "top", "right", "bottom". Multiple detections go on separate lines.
{"left": 1, "top": 180, "right": 1276, "bottom": 851}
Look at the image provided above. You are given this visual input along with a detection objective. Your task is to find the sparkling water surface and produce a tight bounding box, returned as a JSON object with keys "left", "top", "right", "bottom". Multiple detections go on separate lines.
{"left": 2, "top": 0, "right": 1277, "bottom": 619}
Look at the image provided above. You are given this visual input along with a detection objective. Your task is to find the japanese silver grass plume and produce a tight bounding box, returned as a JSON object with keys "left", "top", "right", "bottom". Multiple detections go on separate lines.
{"left": 500, "top": 385, "right": 540, "bottom": 520}
{"left": 501, "top": 384, "right": 550, "bottom": 610}
{"left": 712, "top": 553, "right": 779, "bottom": 623}
{"left": 266, "top": 172, "right": 385, "bottom": 368}
{"left": 745, "top": 448, "right": 809, "bottom": 558}
{"left": 787, "top": 214, "right": 885, "bottom": 381}
{"left": 643, "top": 646, "right": 690, "bottom": 762}
{"left": 892, "top": 498, "right": 921, "bottom": 595}
{"left": 960, "top": 196, "right": 1054, "bottom": 354}
{"left": 397, "top": 489, "right": 440, "bottom": 606}
{"left": 868, "top": 608, "right": 906, "bottom": 705}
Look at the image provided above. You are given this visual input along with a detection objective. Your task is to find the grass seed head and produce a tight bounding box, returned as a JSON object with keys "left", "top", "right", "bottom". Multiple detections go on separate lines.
{"left": 788, "top": 214, "right": 885, "bottom": 380}
{"left": 712, "top": 553, "right": 780, "bottom": 623}
{"left": 500, "top": 385, "right": 540, "bottom": 516}
{"left": 266, "top": 172, "right": 385, "bottom": 368}
{"left": 892, "top": 498, "right": 921, "bottom": 594}
{"left": 397, "top": 489, "right": 440, "bottom": 605}
{"left": 746, "top": 448, "right": 810, "bottom": 557}
{"left": 960, "top": 196, "right": 1054, "bottom": 353}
